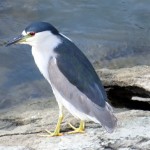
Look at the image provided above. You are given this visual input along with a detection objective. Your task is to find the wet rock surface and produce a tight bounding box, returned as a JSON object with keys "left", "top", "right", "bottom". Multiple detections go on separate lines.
{"left": 0, "top": 66, "right": 150, "bottom": 150}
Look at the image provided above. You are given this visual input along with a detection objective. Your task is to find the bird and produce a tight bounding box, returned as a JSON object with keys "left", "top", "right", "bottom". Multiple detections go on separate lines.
{"left": 6, "top": 22, "right": 117, "bottom": 136}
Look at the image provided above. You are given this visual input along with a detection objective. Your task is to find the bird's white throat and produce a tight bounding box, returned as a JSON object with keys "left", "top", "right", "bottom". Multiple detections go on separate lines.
{"left": 31, "top": 31, "right": 61, "bottom": 81}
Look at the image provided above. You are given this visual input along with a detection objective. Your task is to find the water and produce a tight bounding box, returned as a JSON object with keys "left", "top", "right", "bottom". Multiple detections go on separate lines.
{"left": 0, "top": 0, "right": 150, "bottom": 109}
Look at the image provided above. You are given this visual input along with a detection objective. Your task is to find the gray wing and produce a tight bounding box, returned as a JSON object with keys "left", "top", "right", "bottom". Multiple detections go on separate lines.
{"left": 48, "top": 56, "right": 117, "bottom": 133}
{"left": 48, "top": 36, "right": 117, "bottom": 132}
{"left": 53, "top": 38, "right": 107, "bottom": 107}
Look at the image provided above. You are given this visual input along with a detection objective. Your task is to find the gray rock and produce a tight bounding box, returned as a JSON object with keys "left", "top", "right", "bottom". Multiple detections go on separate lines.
{"left": 97, "top": 66, "right": 150, "bottom": 109}
{"left": 0, "top": 98, "right": 150, "bottom": 150}
{"left": 97, "top": 66, "right": 150, "bottom": 91}
{"left": 0, "top": 146, "right": 31, "bottom": 150}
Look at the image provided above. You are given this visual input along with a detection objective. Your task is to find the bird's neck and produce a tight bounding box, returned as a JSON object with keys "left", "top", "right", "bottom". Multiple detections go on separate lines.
{"left": 31, "top": 35, "right": 61, "bottom": 81}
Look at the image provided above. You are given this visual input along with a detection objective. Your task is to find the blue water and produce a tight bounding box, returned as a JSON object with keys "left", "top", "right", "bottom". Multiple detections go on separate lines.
{"left": 0, "top": 0, "right": 150, "bottom": 108}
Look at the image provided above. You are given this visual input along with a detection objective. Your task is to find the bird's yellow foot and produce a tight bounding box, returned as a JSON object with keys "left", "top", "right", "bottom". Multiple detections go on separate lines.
{"left": 44, "top": 129, "right": 63, "bottom": 136}
{"left": 68, "top": 120, "right": 85, "bottom": 134}
{"left": 39, "top": 115, "right": 63, "bottom": 137}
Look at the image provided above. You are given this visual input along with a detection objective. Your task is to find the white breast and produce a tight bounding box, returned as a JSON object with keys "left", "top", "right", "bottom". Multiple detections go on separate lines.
{"left": 31, "top": 31, "right": 61, "bottom": 82}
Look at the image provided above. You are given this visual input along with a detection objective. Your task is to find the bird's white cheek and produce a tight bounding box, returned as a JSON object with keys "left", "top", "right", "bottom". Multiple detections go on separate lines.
{"left": 26, "top": 37, "right": 35, "bottom": 42}
{"left": 25, "top": 37, "right": 37, "bottom": 46}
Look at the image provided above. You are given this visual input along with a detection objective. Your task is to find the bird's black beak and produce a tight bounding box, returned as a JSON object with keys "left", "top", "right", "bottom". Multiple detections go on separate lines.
{"left": 6, "top": 34, "right": 26, "bottom": 47}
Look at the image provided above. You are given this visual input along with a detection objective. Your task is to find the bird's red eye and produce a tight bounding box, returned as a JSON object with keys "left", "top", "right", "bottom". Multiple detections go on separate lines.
{"left": 29, "top": 32, "right": 35, "bottom": 36}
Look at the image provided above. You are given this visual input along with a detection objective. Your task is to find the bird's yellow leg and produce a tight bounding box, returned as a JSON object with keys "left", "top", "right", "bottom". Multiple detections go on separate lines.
{"left": 68, "top": 120, "right": 85, "bottom": 134}
{"left": 44, "top": 114, "right": 64, "bottom": 136}
{"left": 40, "top": 103, "right": 64, "bottom": 137}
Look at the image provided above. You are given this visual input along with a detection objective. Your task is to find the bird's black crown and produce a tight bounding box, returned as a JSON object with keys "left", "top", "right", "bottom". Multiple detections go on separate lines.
{"left": 25, "top": 22, "right": 59, "bottom": 35}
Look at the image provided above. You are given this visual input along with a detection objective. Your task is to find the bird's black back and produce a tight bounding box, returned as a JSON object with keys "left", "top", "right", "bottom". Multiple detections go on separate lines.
{"left": 54, "top": 35, "right": 107, "bottom": 107}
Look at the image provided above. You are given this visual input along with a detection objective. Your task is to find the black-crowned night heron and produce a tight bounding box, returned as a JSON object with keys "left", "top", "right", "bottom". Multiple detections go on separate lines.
{"left": 6, "top": 22, "right": 117, "bottom": 136}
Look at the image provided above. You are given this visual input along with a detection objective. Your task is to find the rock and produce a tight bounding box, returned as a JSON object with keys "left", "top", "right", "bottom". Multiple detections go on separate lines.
{"left": 97, "top": 65, "right": 150, "bottom": 110}
{"left": 0, "top": 97, "right": 150, "bottom": 150}
{"left": 97, "top": 65, "right": 150, "bottom": 91}
{"left": 0, "top": 146, "right": 31, "bottom": 150}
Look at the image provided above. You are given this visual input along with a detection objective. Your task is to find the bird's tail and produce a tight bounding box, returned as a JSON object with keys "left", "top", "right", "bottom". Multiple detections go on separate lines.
{"left": 89, "top": 102, "right": 117, "bottom": 133}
